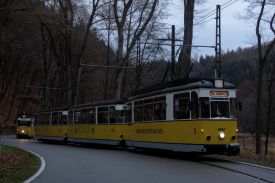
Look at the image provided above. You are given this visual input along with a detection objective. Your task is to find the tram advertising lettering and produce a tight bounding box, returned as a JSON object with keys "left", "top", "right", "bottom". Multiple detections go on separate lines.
{"left": 136, "top": 128, "right": 163, "bottom": 134}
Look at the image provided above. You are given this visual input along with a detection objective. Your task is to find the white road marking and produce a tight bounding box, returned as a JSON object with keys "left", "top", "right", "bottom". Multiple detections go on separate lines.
{"left": 23, "top": 149, "right": 46, "bottom": 183}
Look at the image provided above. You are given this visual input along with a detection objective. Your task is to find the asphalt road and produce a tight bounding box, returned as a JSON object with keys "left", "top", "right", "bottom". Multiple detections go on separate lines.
{"left": 1, "top": 136, "right": 274, "bottom": 183}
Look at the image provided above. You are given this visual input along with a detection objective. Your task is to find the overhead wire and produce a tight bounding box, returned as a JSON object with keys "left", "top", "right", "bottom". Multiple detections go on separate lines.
{"left": 174, "top": 0, "right": 240, "bottom": 37}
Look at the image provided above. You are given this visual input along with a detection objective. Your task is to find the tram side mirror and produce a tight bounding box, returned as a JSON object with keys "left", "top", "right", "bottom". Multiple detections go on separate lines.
{"left": 238, "top": 102, "right": 242, "bottom": 112}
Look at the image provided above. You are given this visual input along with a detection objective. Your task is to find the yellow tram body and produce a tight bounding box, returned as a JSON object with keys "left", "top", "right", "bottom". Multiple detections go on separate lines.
{"left": 35, "top": 120, "right": 238, "bottom": 153}
{"left": 68, "top": 124, "right": 128, "bottom": 144}
{"left": 129, "top": 120, "right": 238, "bottom": 144}
{"left": 35, "top": 79, "right": 240, "bottom": 154}
{"left": 34, "top": 125, "right": 68, "bottom": 141}
{"left": 128, "top": 120, "right": 238, "bottom": 152}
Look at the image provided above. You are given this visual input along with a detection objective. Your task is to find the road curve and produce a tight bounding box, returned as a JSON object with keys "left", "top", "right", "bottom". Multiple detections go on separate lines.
{"left": 1, "top": 136, "right": 274, "bottom": 183}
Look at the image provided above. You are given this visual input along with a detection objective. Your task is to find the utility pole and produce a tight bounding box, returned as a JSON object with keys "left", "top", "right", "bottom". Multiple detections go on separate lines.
{"left": 171, "top": 25, "right": 176, "bottom": 80}
{"left": 215, "top": 4, "right": 221, "bottom": 79}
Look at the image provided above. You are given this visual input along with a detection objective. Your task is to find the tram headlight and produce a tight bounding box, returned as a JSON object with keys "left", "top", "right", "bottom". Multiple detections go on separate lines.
{"left": 21, "top": 130, "right": 25, "bottom": 133}
{"left": 218, "top": 132, "right": 225, "bottom": 139}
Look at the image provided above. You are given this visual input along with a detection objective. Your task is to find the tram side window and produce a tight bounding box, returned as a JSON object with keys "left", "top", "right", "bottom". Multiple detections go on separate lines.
{"left": 59, "top": 111, "right": 68, "bottom": 125}
{"left": 191, "top": 92, "right": 199, "bottom": 119}
{"left": 35, "top": 115, "right": 39, "bottom": 125}
{"left": 41, "top": 113, "right": 50, "bottom": 125}
{"left": 46, "top": 113, "right": 51, "bottom": 125}
{"left": 74, "top": 110, "right": 81, "bottom": 124}
{"left": 144, "top": 99, "right": 154, "bottom": 121}
{"left": 174, "top": 93, "right": 190, "bottom": 119}
{"left": 200, "top": 97, "right": 210, "bottom": 118}
{"left": 37, "top": 114, "right": 43, "bottom": 125}
{"left": 110, "top": 106, "right": 126, "bottom": 124}
{"left": 38, "top": 114, "right": 43, "bottom": 125}
{"left": 87, "top": 108, "right": 96, "bottom": 124}
{"left": 97, "top": 107, "right": 109, "bottom": 124}
{"left": 230, "top": 98, "right": 237, "bottom": 118}
{"left": 36, "top": 115, "right": 41, "bottom": 125}
{"left": 126, "top": 103, "right": 132, "bottom": 123}
{"left": 154, "top": 96, "right": 166, "bottom": 120}
{"left": 80, "top": 108, "right": 89, "bottom": 124}
{"left": 109, "top": 106, "right": 116, "bottom": 123}
{"left": 134, "top": 101, "right": 143, "bottom": 122}
{"left": 51, "top": 112, "right": 59, "bottom": 125}
{"left": 68, "top": 110, "right": 74, "bottom": 125}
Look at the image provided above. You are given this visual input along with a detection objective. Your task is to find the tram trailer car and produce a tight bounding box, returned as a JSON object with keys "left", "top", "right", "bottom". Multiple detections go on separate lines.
{"left": 16, "top": 116, "right": 35, "bottom": 138}
{"left": 35, "top": 79, "right": 240, "bottom": 155}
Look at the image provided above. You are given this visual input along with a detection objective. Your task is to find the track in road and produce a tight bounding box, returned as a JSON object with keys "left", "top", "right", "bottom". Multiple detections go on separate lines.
{"left": 131, "top": 150, "right": 275, "bottom": 183}
{"left": 198, "top": 158, "right": 275, "bottom": 183}
{"left": 1, "top": 136, "right": 274, "bottom": 183}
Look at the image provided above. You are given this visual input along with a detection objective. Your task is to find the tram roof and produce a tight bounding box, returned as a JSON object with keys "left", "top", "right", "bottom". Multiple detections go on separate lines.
{"left": 38, "top": 99, "right": 125, "bottom": 113}
{"left": 73, "top": 99, "right": 125, "bottom": 109}
{"left": 129, "top": 78, "right": 235, "bottom": 100}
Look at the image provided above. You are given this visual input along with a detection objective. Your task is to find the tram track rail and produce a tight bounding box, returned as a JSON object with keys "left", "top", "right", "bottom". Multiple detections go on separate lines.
{"left": 198, "top": 157, "right": 275, "bottom": 183}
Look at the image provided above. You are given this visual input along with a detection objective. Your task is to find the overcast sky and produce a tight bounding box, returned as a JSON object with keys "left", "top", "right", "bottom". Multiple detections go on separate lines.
{"left": 164, "top": 0, "right": 256, "bottom": 56}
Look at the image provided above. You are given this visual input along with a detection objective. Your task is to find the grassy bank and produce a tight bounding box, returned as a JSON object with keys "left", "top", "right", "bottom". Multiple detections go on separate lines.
{"left": 216, "top": 135, "right": 275, "bottom": 168}
{"left": 237, "top": 135, "right": 275, "bottom": 168}
{"left": 0, "top": 144, "right": 40, "bottom": 183}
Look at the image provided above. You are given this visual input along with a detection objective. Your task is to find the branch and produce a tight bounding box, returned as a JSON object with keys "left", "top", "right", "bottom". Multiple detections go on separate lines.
{"left": 270, "top": 12, "right": 275, "bottom": 34}
{"left": 256, "top": 0, "right": 266, "bottom": 63}
{"left": 262, "top": 10, "right": 275, "bottom": 62}
{"left": 77, "top": 0, "right": 100, "bottom": 63}
{"left": 263, "top": 37, "right": 275, "bottom": 62}
{"left": 124, "top": 0, "right": 159, "bottom": 62}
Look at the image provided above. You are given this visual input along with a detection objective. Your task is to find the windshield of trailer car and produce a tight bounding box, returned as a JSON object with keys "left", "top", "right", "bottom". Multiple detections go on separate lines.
{"left": 17, "top": 120, "right": 32, "bottom": 126}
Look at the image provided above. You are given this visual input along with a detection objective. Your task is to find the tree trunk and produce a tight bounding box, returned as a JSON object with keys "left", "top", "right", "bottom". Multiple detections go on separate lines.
{"left": 255, "top": 0, "right": 266, "bottom": 155}
{"left": 255, "top": 65, "right": 263, "bottom": 154}
{"left": 265, "top": 131, "right": 269, "bottom": 155}
{"left": 176, "top": 0, "right": 195, "bottom": 79}
{"left": 264, "top": 77, "right": 273, "bottom": 155}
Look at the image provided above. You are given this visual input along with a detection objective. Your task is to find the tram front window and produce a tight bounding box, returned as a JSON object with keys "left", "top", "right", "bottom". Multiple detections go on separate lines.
{"left": 17, "top": 120, "right": 31, "bottom": 126}
{"left": 211, "top": 101, "right": 230, "bottom": 118}
{"left": 200, "top": 97, "right": 210, "bottom": 118}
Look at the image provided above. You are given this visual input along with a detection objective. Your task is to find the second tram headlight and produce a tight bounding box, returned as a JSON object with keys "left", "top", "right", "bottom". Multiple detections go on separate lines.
{"left": 219, "top": 132, "right": 225, "bottom": 139}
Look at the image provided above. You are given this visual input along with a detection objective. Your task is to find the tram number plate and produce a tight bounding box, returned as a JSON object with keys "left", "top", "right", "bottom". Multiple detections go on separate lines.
{"left": 218, "top": 128, "right": 225, "bottom": 131}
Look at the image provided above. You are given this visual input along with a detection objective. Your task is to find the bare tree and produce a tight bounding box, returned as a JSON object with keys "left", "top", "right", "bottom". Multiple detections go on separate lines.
{"left": 112, "top": 0, "right": 159, "bottom": 99}
{"left": 29, "top": 0, "right": 103, "bottom": 108}
{"left": 0, "top": 0, "right": 43, "bottom": 130}
{"left": 245, "top": 0, "right": 275, "bottom": 154}
{"left": 0, "top": 0, "right": 16, "bottom": 103}
{"left": 262, "top": 58, "right": 275, "bottom": 155}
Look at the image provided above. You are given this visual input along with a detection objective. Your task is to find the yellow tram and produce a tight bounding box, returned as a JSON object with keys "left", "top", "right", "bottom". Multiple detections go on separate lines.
{"left": 16, "top": 115, "right": 35, "bottom": 138}
{"left": 35, "top": 79, "right": 240, "bottom": 154}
